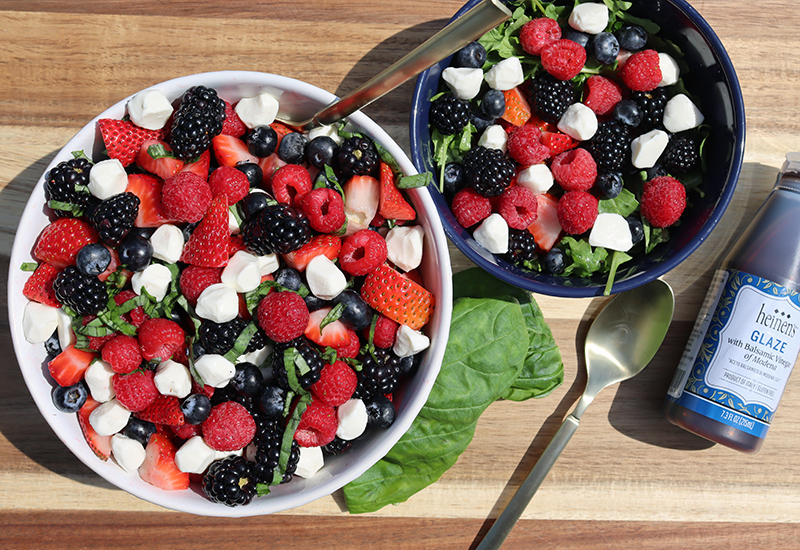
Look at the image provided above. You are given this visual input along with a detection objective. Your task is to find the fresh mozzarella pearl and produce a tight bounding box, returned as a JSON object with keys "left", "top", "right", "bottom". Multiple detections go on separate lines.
{"left": 442, "top": 67, "right": 484, "bottom": 100}
{"left": 56, "top": 307, "right": 76, "bottom": 351}
{"left": 84, "top": 359, "right": 116, "bottom": 403}
{"left": 153, "top": 359, "right": 192, "bottom": 398}
{"left": 484, "top": 56, "right": 525, "bottom": 90}
{"left": 193, "top": 354, "right": 236, "bottom": 388}
{"left": 215, "top": 448, "right": 243, "bottom": 459}
{"left": 88, "top": 159, "right": 129, "bottom": 200}
{"left": 393, "top": 324, "right": 431, "bottom": 357}
{"left": 307, "top": 124, "right": 343, "bottom": 145}
{"left": 221, "top": 250, "right": 262, "bottom": 293}
{"left": 131, "top": 263, "right": 172, "bottom": 302}
{"left": 658, "top": 53, "right": 680, "bottom": 87}
{"left": 126, "top": 89, "right": 173, "bottom": 130}
{"left": 588, "top": 213, "right": 634, "bottom": 252}
{"left": 663, "top": 94, "right": 705, "bottom": 133}
{"left": 294, "top": 445, "right": 324, "bottom": 479}
{"left": 149, "top": 224, "right": 184, "bottom": 264}
{"left": 473, "top": 213, "right": 509, "bottom": 254}
{"left": 478, "top": 124, "right": 508, "bottom": 153}
{"left": 257, "top": 253, "right": 280, "bottom": 276}
{"left": 237, "top": 344, "right": 273, "bottom": 367}
{"left": 22, "top": 301, "right": 59, "bottom": 344}
{"left": 385, "top": 225, "right": 425, "bottom": 272}
{"left": 235, "top": 93, "right": 280, "bottom": 129}
{"left": 568, "top": 3, "right": 609, "bottom": 34}
{"left": 89, "top": 398, "right": 131, "bottom": 436}
{"left": 336, "top": 399, "right": 368, "bottom": 441}
{"left": 111, "top": 434, "right": 146, "bottom": 473}
{"left": 194, "top": 283, "right": 239, "bottom": 323}
{"left": 516, "top": 164, "right": 554, "bottom": 195}
{"left": 174, "top": 436, "right": 217, "bottom": 474}
{"left": 630, "top": 129, "right": 669, "bottom": 169}
{"left": 306, "top": 255, "right": 347, "bottom": 300}
{"left": 557, "top": 103, "right": 598, "bottom": 141}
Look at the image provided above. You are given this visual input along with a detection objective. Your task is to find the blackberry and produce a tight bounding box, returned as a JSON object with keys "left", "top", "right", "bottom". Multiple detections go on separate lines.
{"left": 198, "top": 318, "right": 267, "bottom": 356}
{"left": 429, "top": 94, "right": 471, "bottom": 135}
{"left": 322, "top": 436, "right": 353, "bottom": 456}
{"left": 89, "top": 192, "right": 140, "bottom": 246}
{"left": 169, "top": 85, "right": 226, "bottom": 161}
{"left": 631, "top": 88, "right": 668, "bottom": 132}
{"left": 210, "top": 385, "right": 256, "bottom": 413}
{"left": 661, "top": 136, "right": 700, "bottom": 174}
{"left": 202, "top": 456, "right": 257, "bottom": 507}
{"left": 53, "top": 266, "right": 108, "bottom": 315}
{"left": 462, "top": 146, "right": 515, "bottom": 198}
{"left": 353, "top": 348, "right": 400, "bottom": 400}
{"left": 506, "top": 229, "right": 539, "bottom": 269}
{"left": 242, "top": 204, "right": 312, "bottom": 255}
{"left": 251, "top": 415, "right": 299, "bottom": 484}
{"left": 45, "top": 157, "right": 95, "bottom": 218}
{"left": 585, "top": 121, "right": 631, "bottom": 174}
{"left": 271, "top": 337, "right": 324, "bottom": 391}
{"left": 336, "top": 136, "right": 380, "bottom": 180}
{"left": 528, "top": 72, "right": 575, "bottom": 124}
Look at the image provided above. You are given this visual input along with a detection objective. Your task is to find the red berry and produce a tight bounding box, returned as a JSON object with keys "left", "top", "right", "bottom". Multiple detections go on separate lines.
{"left": 302, "top": 187, "right": 346, "bottom": 233}
{"left": 334, "top": 328, "right": 361, "bottom": 358}
{"left": 641, "top": 176, "right": 686, "bottom": 227}
{"left": 294, "top": 399, "right": 338, "bottom": 447}
{"left": 202, "top": 401, "right": 256, "bottom": 452}
{"left": 371, "top": 314, "right": 398, "bottom": 349}
{"left": 451, "top": 187, "right": 492, "bottom": 228}
{"left": 551, "top": 148, "right": 597, "bottom": 192}
{"left": 179, "top": 266, "right": 223, "bottom": 306}
{"left": 541, "top": 39, "right": 586, "bottom": 81}
{"left": 171, "top": 422, "right": 202, "bottom": 440}
{"left": 619, "top": 49, "right": 662, "bottom": 92}
{"left": 257, "top": 291, "right": 309, "bottom": 343}
{"left": 338, "top": 229, "right": 388, "bottom": 276}
{"left": 271, "top": 164, "right": 312, "bottom": 208}
{"left": 582, "top": 75, "right": 622, "bottom": 116}
{"left": 101, "top": 334, "right": 143, "bottom": 374}
{"left": 305, "top": 307, "right": 352, "bottom": 348}
{"left": 208, "top": 165, "right": 250, "bottom": 205}
{"left": 520, "top": 17, "right": 562, "bottom": 55}
{"left": 179, "top": 195, "right": 231, "bottom": 268}
{"left": 221, "top": 101, "right": 247, "bottom": 138}
{"left": 507, "top": 125, "right": 551, "bottom": 165}
{"left": 557, "top": 191, "right": 599, "bottom": 234}
{"left": 84, "top": 316, "right": 117, "bottom": 352}
{"left": 113, "top": 289, "right": 149, "bottom": 328}
{"left": 137, "top": 318, "right": 186, "bottom": 362}
{"left": 112, "top": 370, "right": 159, "bottom": 412}
{"left": 22, "top": 262, "right": 61, "bottom": 307}
{"left": 311, "top": 360, "right": 358, "bottom": 407}
{"left": 34, "top": 218, "right": 99, "bottom": 269}
{"left": 498, "top": 186, "right": 539, "bottom": 230}
{"left": 161, "top": 171, "right": 213, "bottom": 223}
{"left": 136, "top": 394, "right": 185, "bottom": 426}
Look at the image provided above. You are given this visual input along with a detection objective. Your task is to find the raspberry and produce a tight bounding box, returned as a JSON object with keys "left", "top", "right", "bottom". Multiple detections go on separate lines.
{"left": 113, "top": 289, "right": 148, "bottom": 328}
{"left": 221, "top": 100, "right": 247, "bottom": 138}
{"left": 171, "top": 422, "right": 202, "bottom": 440}
{"left": 498, "top": 186, "right": 539, "bottom": 230}
{"left": 506, "top": 125, "right": 550, "bottom": 166}
{"left": 112, "top": 370, "right": 159, "bottom": 412}
{"left": 137, "top": 318, "right": 186, "bottom": 362}
{"left": 208, "top": 165, "right": 249, "bottom": 205}
{"left": 302, "top": 187, "right": 346, "bottom": 233}
{"left": 202, "top": 401, "right": 257, "bottom": 452}
{"left": 161, "top": 171, "right": 213, "bottom": 223}
{"left": 582, "top": 75, "right": 622, "bottom": 116}
{"left": 519, "top": 17, "right": 561, "bottom": 55}
{"left": 271, "top": 164, "right": 312, "bottom": 208}
{"left": 294, "top": 399, "right": 338, "bottom": 447}
{"left": 339, "top": 229, "right": 388, "bottom": 276}
{"left": 619, "top": 49, "right": 662, "bottom": 92}
{"left": 451, "top": 187, "right": 491, "bottom": 228}
{"left": 371, "top": 314, "right": 398, "bottom": 349}
{"left": 311, "top": 360, "right": 358, "bottom": 407}
{"left": 551, "top": 148, "right": 597, "bottom": 192}
{"left": 179, "top": 266, "right": 222, "bottom": 306}
{"left": 640, "top": 176, "right": 686, "bottom": 228}
{"left": 334, "top": 328, "right": 361, "bottom": 358}
{"left": 540, "top": 39, "right": 587, "bottom": 81}
{"left": 557, "top": 191, "right": 599, "bottom": 234}
{"left": 257, "top": 291, "right": 309, "bottom": 343}
{"left": 101, "top": 334, "right": 143, "bottom": 374}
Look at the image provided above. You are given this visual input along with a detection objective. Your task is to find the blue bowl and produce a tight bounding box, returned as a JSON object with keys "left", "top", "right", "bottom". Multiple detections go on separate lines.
{"left": 410, "top": 0, "right": 745, "bottom": 297}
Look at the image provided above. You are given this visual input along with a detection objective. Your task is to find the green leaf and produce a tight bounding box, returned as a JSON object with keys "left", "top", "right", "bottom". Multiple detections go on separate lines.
{"left": 603, "top": 250, "right": 633, "bottom": 296}
{"left": 223, "top": 322, "right": 259, "bottom": 363}
{"left": 146, "top": 143, "right": 176, "bottom": 160}
{"left": 598, "top": 187, "right": 639, "bottom": 217}
{"left": 396, "top": 172, "right": 432, "bottom": 189}
{"left": 320, "top": 302, "right": 345, "bottom": 331}
{"left": 560, "top": 236, "right": 610, "bottom": 277}
{"left": 20, "top": 262, "right": 38, "bottom": 272}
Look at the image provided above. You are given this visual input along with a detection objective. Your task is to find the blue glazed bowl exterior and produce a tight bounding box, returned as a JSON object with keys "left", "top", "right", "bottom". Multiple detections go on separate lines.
{"left": 410, "top": 0, "right": 745, "bottom": 297}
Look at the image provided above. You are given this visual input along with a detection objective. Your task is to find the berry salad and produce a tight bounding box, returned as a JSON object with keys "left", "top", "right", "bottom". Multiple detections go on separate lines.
{"left": 19, "top": 82, "right": 436, "bottom": 507}
{"left": 429, "top": 0, "right": 707, "bottom": 294}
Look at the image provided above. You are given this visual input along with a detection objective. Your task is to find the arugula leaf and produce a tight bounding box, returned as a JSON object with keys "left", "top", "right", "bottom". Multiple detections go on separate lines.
{"left": 603, "top": 250, "right": 633, "bottom": 296}
{"left": 560, "top": 236, "right": 609, "bottom": 276}
{"left": 598, "top": 187, "right": 639, "bottom": 217}
{"left": 397, "top": 172, "right": 432, "bottom": 189}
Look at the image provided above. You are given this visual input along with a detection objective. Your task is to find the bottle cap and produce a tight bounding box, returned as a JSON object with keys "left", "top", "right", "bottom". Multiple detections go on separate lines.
{"left": 777, "top": 153, "right": 800, "bottom": 192}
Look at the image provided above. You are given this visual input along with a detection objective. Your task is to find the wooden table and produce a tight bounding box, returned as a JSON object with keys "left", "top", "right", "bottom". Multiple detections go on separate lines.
{"left": 2, "top": 1, "right": 800, "bottom": 548}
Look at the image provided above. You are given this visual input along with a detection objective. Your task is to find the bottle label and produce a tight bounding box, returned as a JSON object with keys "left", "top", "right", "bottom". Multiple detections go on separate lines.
{"left": 666, "top": 269, "right": 800, "bottom": 439}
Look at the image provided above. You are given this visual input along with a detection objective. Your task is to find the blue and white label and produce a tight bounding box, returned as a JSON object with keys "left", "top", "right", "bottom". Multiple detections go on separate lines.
{"left": 667, "top": 269, "right": 800, "bottom": 439}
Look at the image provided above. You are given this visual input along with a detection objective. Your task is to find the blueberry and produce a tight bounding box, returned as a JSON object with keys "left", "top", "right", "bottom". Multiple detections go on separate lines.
{"left": 595, "top": 172, "right": 624, "bottom": 199}
{"left": 118, "top": 234, "right": 153, "bottom": 272}
{"left": 123, "top": 417, "right": 157, "bottom": 445}
{"left": 240, "top": 192, "right": 271, "bottom": 221}
{"left": 646, "top": 165, "right": 668, "bottom": 180}
{"left": 334, "top": 289, "right": 374, "bottom": 330}
{"left": 247, "top": 125, "right": 278, "bottom": 158}
{"left": 544, "top": 247, "right": 566, "bottom": 275}
{"left": 181, "top": 393, "right": 212, "bottom": 425}
{"left": 304, "top": 294, "right": 330, "bottom": 312}
{"left": 480, "top": 89, "right": 506, "bottom": 119}
{"left": 258, "top": 385, "right": 286, "bottom": 418}
{"left": 236, "top": 162, "right": 263, "bottom": 188}
{"left": 275, "top": 267, "right": 303, "bottom": 291}
{"left": 192, "top": 341, "right": 206, "bottom": 361}
{"left": 396, "top": 354, "right": 416, "bottom": 378}
{"left": 365, "top": 396, "right": 396, "bottom": 429}
{"left": 305, "top": 136, "right": 338, "bottom": 169}
{"left": 615, "top": 25, "right": 648, "bottom": 52}
{"left": 52, "top": 381, "right": 88, "bottom": 413}
{"left": 563, "top": 29, "right": 591, "bottom": 48}
{"left": 452, "top": 41, "right": 486, "bottom": 68}
{"left": 44, "top": 330, "right": 62, "bottom": 357}
{"left": 128, "top": 227, "right": 156, "bottom": 240}
{"left": 442, "top": 162, "right": 466, "bottom": 197}
{"left": 231, "top": 362, "right": 264, "bottom": 397}
{"left": 612, "top": 99, "right": 643, "bottom": 127}
{"left": 76, "top": 242, "right": 112, "bottom": 277}
{"left": 627, "top": 217, "right": 644, "bottom": 245}
{"left": 470, "top": 111, "right": 495, "bottom": 133}
{"left": 277, "top": 132, "right": 308, "bottom": 164}
{"left": 592, "top": 32, "right": 619, "bottom": 65}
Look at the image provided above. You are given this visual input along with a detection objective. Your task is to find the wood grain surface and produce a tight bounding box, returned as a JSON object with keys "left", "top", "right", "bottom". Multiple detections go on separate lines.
{"left": 3, "top": 1, "right": 800, "bottom": 548}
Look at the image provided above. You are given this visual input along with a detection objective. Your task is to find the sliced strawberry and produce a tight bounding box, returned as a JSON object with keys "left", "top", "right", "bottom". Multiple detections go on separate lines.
{"left": 343, "top": 175, "right": 380, "bottom": 235}
{"left": 48, "top": 345, "right": 96, "bottom": 387}
{"left": 135, "top": 139, "right": 184, "bottom": 180}
{"left": 270, "top": 121, "right": 294, "bottom": 144}
{"left": 180, "top": 195, "right": 230, "bottom": 267}
{"left": 97, "top": 118, "right": 165, "bottom": 167}
{"left": 282, "top": 234, "right": 342, "bottom": 271}
{"left": 501, "top": 87, "right": 532, "bottom": 127}
{"left": 211, "top": 134, "right": 258, "bottom": 167}
{"left": 378, "top": 162, "right": 415, "bottom": 221}
{"left": 138, "top": 433, "right": 190, "bottom": 491}
{"left": 78, "top": 397, "right": 112, "bottom": 460}
{"left": 125, "top": 173, "right": 175, "bottom": 228}
{"left": 527, "top": 193, "right": 564, "bottom": 252}
{"left": 136, "top": 394, "right": 185, "bottom": 426}
{"left": 34, "top": 218, "right": 99, "bottom": 269}
{"left": 305, "top": 307, "right": 352, "bottom": 348}
{"left": 22, "top": 263, "right": 61, "bottom": 307}
{"left": 257, "top": 153, "right": 287, "bottom": 190}
{"left": 360, "top": 264, "right": 434, "bottom": 331}
{"left": 180, "top": 149, "right": 211, "bottom": 180}
{"left": 540, "top": 130, "right": 577, "bottom": 156}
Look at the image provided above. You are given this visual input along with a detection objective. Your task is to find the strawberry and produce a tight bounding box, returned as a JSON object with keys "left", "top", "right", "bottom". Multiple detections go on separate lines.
{"left": 180, "top": 195, "right": 230, "bottom": 267}
{"left": 378, "top": 162, "right": 415, "bottom": 221}
{"left": 136, "top": 394, "right": 185, "bottom": 426}
{"left": 282, "top": 234, "right": 342, "bottom": 271}
{"left": 125, "top": 173, "right": 174, "bottom": 228}
{"left": 34, "top": 218, "right": 99, "bottom": 269}
{"left": 360, "top": 264, "right": 434, "bottom": 331}
{"left": 540, "top": 130, "right": 577, "bottom": 156}
{"left": 527, "top": 193, "right": 563, "bottom": 252}
{"left": 501, "top": 87, "right": 532, "bottom": 127}
{"left": 97, "top": 118, "right": 165, "bottom": 167}
{"left": 135, "top": 139, "right": 184, "bottom": 180}
{"left": 343, "top": 175, "right": 380, "bottom": 234}
{"left": 22, "top": 262, "right": 61, "bottom": 307}
{"left": 138, "top": 432, "right": 190, "bottom": 491}
{"left": 221, "top": 101, "right": 247, "bottom": 137}
{"left": 257, "top": 153, "right": 287, "bottom": 189}
{"left": 305, "top": 307, "right": 352, "bottom": 348}
{"left": 180, "top": 149, "right": 211, "bottom": 180}
{"left": 211, "top": 134, "right": 258, "bottom": 167}
{"left": 78, "top": 397, "right": 112, "bottom": 460}
{"left": 48, "top": 344, "right": 96, "bottom": 387}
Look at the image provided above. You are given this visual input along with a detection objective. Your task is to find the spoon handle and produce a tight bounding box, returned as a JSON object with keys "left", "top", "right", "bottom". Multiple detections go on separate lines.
{"left": 475, "top": 415, "right": 581, "bottom": 550}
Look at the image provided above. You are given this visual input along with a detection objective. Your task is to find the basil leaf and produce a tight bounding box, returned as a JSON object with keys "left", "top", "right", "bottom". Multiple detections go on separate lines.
{"left": 20, "top": 262, "right": 38, "bottom": 272}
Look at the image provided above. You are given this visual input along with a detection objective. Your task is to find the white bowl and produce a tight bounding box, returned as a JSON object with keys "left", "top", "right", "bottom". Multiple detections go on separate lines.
{"left": 7, "top": 71, "right": 452, "bottom": 517}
